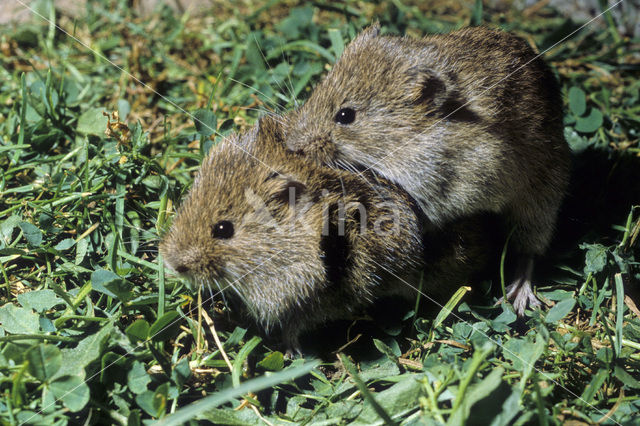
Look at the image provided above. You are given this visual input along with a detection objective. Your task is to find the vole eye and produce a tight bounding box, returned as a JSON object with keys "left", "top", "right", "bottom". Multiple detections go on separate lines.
{"left": 212, "top": 220, "right": 234, "bottom": 239}
{"left": 334, "top": 107, "right": 356, "bottom": 125}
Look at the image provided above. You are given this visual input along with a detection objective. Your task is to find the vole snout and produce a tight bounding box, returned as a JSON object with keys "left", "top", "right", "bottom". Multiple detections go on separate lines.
{"left": 288, "top": 133, "right": 337, "bottom": 166}
{"left": 163, "top": 245, "right": 223, "bottom": 281}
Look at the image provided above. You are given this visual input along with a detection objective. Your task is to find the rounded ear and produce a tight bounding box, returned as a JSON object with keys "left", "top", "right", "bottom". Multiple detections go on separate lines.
{"left": 349, "top": 22, "right": 381, "bottom": 46}
{"left": 412, "top": 69, "right": 480, "bottom": 122}
{"left": 254, "top": 114, "right": 289, "bottom": 158}
{"left": 256, "top": 114, "right": 285, "bottom": 143}
{"left": 362, "top": 22, "right": 381, "bottom": 39}
{"left": 413, "top": 69, "right": 448, "bottom": 111}
{"left": 265, "top": 172, "right": 307, "bottom": 206}
{"left": 274, "top": 179, "right": 307, "bottom": 206}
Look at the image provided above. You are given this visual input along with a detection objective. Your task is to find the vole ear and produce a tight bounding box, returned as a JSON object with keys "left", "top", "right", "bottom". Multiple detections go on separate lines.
{"left": 265, "top": 172, "right": 307, "bottom": 206}
{"left": 362, "top": 22, "right": 381, "bottom": 39}
{"left": 414, "top": 69, "right": 448, "bottom": 113}
{"left": 274, "top": 179, "right": 307, "bottom": 206}
{"left": 256, "top": 114, "right": 286, "bottom": 148}
{"left": 350, "top": 22, "right": 381, "bottom": 46}
{"left": 414, "top": 69, "right": 480, "bottom": 122}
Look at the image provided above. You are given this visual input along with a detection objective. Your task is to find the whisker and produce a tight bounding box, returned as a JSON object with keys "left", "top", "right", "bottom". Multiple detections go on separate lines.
{"left": 252, "top": 33, "right": 297, "bottom": 108}
{"left": 228, "top": 78, "right": 282, "bottom": 112}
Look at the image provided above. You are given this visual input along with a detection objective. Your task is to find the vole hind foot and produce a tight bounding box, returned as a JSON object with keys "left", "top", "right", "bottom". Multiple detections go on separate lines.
{"left": 282, "top": 328, "right": 303, "bottom": 359}
{"left": 497, "top": 256, "right": 542, "bottom": 316}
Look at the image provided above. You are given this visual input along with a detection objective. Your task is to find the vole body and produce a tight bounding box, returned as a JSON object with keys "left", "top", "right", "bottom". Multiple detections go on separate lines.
{"left": 160, "top": 115, "right": 425, "bottom": 350}
{"left": 285, "top": 25, "right": 570, "bottom": 314}
{"left": 160, "top": 116, "right": 490, "bottom": 351}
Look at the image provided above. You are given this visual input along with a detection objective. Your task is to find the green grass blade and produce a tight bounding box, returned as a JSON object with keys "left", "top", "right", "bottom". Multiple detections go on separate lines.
{"left": 339, "top": 353, "right": 398, "bottom": 426}
{"left": 157, "top": 360, "right": 319, "bottom": 425}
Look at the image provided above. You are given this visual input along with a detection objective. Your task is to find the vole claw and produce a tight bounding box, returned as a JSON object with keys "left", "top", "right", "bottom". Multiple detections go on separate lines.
{"left": 496, "top": 256, "right": 543, "bottom": 316}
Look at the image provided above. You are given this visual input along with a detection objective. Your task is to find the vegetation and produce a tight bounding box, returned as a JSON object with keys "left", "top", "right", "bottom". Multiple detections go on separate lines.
{"left": 0, "top": 0, "right": 638, "bottom": 424}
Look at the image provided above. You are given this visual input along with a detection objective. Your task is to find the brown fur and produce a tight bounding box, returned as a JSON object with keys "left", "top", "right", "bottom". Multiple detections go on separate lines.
{"left": 285, "top": 25, "right": 571, "bottom": 313}
{"left": 160, "top": 115, "right": 425, "bottom": 350}
{"left": 160, "top": 115, "right": 490, "bottom": 351}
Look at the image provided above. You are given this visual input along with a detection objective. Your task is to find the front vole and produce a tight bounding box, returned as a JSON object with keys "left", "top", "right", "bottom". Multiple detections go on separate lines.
{"left": 160, "top": 115, "right": 429, "bottom": 352}
{"left": 285, "top": 24, "right": 571, "bottom": 314}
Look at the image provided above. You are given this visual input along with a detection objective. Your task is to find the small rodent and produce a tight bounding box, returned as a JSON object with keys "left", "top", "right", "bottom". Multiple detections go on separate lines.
{"left": 160, "top": 115, "right": 489, "bottom": 352}
{"left": 285, "top": 24, "right": 570, "bottom": 314}
{"left": 160, "top": 115, "right": 423, "bottom": 351}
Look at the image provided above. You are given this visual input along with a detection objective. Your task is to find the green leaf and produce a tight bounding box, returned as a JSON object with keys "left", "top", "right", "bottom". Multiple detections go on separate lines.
{"left": 470, "top": 0, "right": 483, "bottom": 26}
{"left": 149, "top": 311, "right": 181, "bottom": 342}
{"left": 54, "top": 238, "right": 75, "bottom": 251}
{"left": 564, "top": 127, "right": 591, "bottom": 153}
{"left": 91, "top": 269, "right": 134, "bottom": 302}
{"left": 17, "top": 289, "right": 63, "bottom": 313}
{"left": 257, "top": 351, "right": 284, "bottom": 371}
{"left": 126, "top": 319, "right": 150, "bottom": 343}
{"left": 545, "top": 298, "right": 576, "bottom": 323}
{"left": 502, "top": 338, "right": 534, "bottom": 371}
{"left": 580, "top": 368, "right": 608, "bottom": 405}
{"left": 433, "top": 286, "right": 471, "bottom": 329}
{"left": 276, "top": 6, "right": 314, "bottom": 39}
{"left": 0, "top": 304, "right": 40, "bottom": 334}
{"left": 49, "top": 375, "right": 90, "bottom": 412}
{"left": 267, "top": 40, "right": 335, "bottom": 63}
{"left": 75, "top": 238, "right": 89, "bottom": 265}
{"left": 77, "top": 107, "right": 108, "bottom": 136}
{"left": 128, "top": 360, "right": 151, "bottom": 395}
{"left": 172, "top": 357, "right": 191, "bottom": 388}
{"left": 193, "top": 109, "right": 217, "bottom": 137}
{"left": 568, "top": 86, "right": 587, "bottom": 116}
{"left": 582, "top": 243, "right": 608, "bottom": 274}
{"left": 53, "top": 321, "right": 114, "bottom": 381}
{"left": 502, "top": 334, "right": 547, "bottom": 397}
{"left": 1, "top": 215, "right": 21, "bottom": 246}
{"left": 117, "top": 99, "right": 131, "bottom": 120}
{"left": 225, "top": 327, "right": 247, "bottom": 347}
{"left": 232, "top": 335, "right": 262, "bottom": 387}
{"left": 141, "top": 382, "right": 168, "bottom": 418}
{"left": 614, "top": 365, "right": 640, "bottom": 389}
{"left": 354, "top": 373, "right": 420, "bottom": 424}
{"left": 449, "top": 367, "right": 505, "bottom": 425}
{"left": 136, "top": 390, "right": 159, "bottom": 417}
{"left": 575, "top": 108, "right": 603, "bottom": 133}
{"left": 19, "top": 221, "right": 43, "bottom": 247}
{"left": 328, "top": 28, "right": 344, "bottom": 59}
{"left": 489, "top": 389, "right": 522, "bottom": 426}
{"left": 26, "top": 344, "right": 62, "bottom": 381}
{"left": 358, "top": 359, "right": 401, "bottom": 381}
{"left": 373, "top": 339, "right": 399, "bottom": 363}
{"left": 614, "top": 273, "right": 624, "bottom": 356}
{"left": 199, "top": 408, "right": 259, "bottom": 425}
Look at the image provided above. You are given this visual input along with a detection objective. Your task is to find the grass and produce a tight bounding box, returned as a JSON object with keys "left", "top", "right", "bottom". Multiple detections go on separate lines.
{"left": 0, "top": 0, "right": 639, "bottom": 424}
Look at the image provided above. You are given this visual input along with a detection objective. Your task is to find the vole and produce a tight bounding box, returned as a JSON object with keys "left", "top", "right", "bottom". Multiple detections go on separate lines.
{"left": 284, "top": 24, "right": 570, "bottom": 315}
{"left": 159, "top": 115, "right": 489, "bottom": 352}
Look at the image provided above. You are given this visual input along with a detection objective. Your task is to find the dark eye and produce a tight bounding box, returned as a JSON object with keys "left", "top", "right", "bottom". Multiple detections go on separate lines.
{"left": 212, "top": 220, "right": 234, "bottom": 239}
{"left": 334, "top": 107, "right": 356, "bottom": 125}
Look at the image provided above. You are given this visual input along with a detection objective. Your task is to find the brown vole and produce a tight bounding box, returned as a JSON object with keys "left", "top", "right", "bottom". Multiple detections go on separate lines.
{"left": 285, "top": 25, "right": 570, "bottom": 314}
{"left": 160, "top": 115, "right": 490, "bottom": 352}
{"left": 160, "top": 115, "right": 424, "bottom": 351}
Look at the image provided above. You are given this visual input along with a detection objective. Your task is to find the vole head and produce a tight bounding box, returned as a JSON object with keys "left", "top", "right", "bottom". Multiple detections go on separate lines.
{"left": 159, "top": 117, "right": 325, "bottom": 329}
{"left": 285, "top": 24, "right": 472, "bottom": 174}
